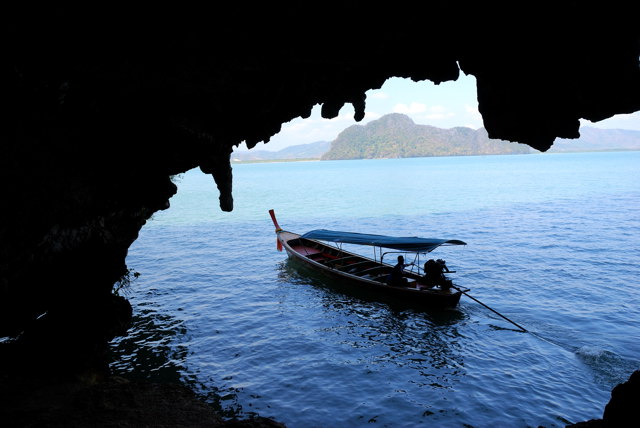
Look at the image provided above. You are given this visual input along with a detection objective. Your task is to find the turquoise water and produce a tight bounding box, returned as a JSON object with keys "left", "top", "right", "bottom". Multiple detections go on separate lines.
{"left": 111, "top": 151, "right": 640, "bottom": 427}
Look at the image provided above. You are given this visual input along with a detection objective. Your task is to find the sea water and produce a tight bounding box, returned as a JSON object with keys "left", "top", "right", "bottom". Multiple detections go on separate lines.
{"left": 110, "top": 151, "right": 640, "bottom": 427}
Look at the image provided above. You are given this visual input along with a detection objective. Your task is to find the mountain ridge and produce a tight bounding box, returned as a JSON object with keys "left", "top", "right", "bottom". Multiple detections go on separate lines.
{"left": 232, "top": 114, "right": 640, "bottom": 162}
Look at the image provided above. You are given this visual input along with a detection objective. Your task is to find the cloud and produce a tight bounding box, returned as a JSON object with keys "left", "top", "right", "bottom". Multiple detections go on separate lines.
{"left": 363, "top": 111, "right": 382, "bottom": 121}
{"left": 368, "top": 90, "right": 389, "bottom": 100}
{"left": 421, "top": 105, "right": 453, "bottom": 121}
{"left": 285, "top": 120, "right": 312, "bottom": 133}
{"left": 464, "top": 104, "right": 483, "bottom": 125}
{"left": 393, "top": 103, "right": 465, "bottom": 123}
{"left": 250, "top": 109, "right": 362, "bottom": 151}
{"left": 424, "top": 112, "right": 455, "bottom": 121}
{"left": 393, "top": 102, "right": 427, "bottom": 114}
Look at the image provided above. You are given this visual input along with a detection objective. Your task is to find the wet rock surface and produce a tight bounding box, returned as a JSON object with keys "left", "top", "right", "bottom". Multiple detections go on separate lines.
{"left": 0, "top": 374, "right": 285, "bottom": 428}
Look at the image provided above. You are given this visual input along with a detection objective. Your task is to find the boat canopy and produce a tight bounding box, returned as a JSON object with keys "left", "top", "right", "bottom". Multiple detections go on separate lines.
{"left": 301, "top": 229, "right": 466, "bottom": 253}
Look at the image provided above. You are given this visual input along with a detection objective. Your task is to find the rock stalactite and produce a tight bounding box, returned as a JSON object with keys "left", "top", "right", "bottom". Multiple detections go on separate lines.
{"left": 1, "top": 3, "right": 639, "bottom": 426}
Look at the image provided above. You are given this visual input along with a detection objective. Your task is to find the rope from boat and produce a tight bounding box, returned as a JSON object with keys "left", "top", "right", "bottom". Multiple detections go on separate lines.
{"left": 452, "top": 285, "right": 527, "bottom": 332}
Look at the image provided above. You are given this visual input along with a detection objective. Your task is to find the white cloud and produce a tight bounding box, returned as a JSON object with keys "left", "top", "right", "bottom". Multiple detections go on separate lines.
{"left": 362, "top": 111, "right": 382, "bottom": 121}
{"left": 285, "top": 120, "right": 312, "bottom": 133}
{"left": 245, "top": 108, "right": 363, "bottom": 151}
{"left": 422, "top": 105, "right": 453, "bottom": 121}
{"left": 464, "top": 104, "right": 483, "bottom": 127}
{"left": 428, "top": 105, "right": 447, "bottom": 113}
{"left": 424, "top": 112, "right": 455, "bottom": 121}
{"left": 393, "top": 102, "right": 428, "bottom": 114}
{"left": 368, "top": 90, "right": 389, "bottom": 100}
{"left": 464, "top": 104, "right": 479, "bottom": 114}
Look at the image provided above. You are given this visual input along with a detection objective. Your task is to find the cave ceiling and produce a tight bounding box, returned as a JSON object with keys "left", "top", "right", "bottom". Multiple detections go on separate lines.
{"left": 6, "top": 5, "right": 639, "bottom": 181}
{"left": 1, "top": 3, "right": 637, "bottom": 233}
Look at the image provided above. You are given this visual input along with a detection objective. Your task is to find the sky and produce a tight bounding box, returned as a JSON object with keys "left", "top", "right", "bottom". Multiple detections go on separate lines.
{"left": 235, "top": 72, "right": 640, "bottom": 153}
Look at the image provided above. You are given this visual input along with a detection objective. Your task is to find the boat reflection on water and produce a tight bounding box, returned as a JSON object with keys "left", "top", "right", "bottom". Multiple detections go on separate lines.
{"left": 278, "top": 259, "right": 468, "bottom": 385}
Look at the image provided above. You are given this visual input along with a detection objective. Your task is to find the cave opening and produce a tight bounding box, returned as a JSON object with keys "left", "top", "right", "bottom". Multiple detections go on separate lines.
{"left": 105, "top": 76, "right": 640, "bottom": 426}
{"left": 3, "top": 4, "right": 639, "bottom": 426}
{"left": 234, "top": 74, "right": 483, "bottom": 155}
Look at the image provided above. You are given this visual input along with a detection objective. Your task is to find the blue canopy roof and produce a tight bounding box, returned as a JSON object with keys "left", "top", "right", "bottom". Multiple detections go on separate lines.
{"left": 301, "top": 229, "right": 466, "bottom": 253}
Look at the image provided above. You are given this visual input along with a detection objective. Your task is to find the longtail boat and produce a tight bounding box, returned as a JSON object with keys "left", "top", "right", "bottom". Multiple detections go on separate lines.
{"left": 269, "top": 209, "right": 468, "bottom": 309}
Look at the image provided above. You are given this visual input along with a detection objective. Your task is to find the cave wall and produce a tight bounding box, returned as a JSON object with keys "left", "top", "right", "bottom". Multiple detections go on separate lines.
{"left": 1, "top": 3, "right": 638, "bottom": 375}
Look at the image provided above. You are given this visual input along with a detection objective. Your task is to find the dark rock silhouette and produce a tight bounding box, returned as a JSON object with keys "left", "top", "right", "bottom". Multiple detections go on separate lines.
{"left": 566, "top": 370, "right": 640, "bottom": 427}
{"left": 1, "top": 3, "right": 638, "bottom": 426}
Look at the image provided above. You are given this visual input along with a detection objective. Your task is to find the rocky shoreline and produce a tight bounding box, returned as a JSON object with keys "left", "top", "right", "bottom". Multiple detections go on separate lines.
{"left": 0, "top": 373, "right": 285, "bottom": 428}
{"left": 1, "top": 369, "right": 637, "bottom": 427}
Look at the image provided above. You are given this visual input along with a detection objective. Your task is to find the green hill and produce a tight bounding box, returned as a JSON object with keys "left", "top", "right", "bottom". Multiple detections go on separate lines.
{"left": 321, "top": 114, "right": 530, "bottom": 160}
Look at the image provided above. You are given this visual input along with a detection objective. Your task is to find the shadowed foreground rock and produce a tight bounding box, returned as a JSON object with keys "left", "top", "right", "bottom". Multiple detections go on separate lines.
{"left": 0, "top": 375, "right": 285, "bottom": 428}
{"left": 566, "top": 370, "right": 640, "bottom": 427}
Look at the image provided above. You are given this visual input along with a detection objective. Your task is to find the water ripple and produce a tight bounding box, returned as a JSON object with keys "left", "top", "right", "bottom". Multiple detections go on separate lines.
{"left": 112, "top": 153, "right": 640, "bottom": 427}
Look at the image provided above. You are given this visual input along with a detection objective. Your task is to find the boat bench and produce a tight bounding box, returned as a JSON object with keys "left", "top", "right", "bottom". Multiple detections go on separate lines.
{"left": 337, "top": 260, "right": 375, "bottom": 273}
{"left": 358, "top": 266, "right": 389, "bottom": 275}
{"left": 306, "top": 252, "right": 328, "bottom": 261}
{"left": 358, "top": 266, "right": 391, "bottom": 280}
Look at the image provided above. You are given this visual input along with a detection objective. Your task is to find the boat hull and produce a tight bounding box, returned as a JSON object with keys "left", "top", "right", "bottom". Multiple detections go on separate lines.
{"left": 277, "top": 230, "right": 462, "bottom": 309}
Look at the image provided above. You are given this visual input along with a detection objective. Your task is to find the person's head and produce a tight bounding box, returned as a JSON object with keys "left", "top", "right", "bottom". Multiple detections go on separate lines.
{"left": 397, "top": 255, "right": 404, "bottom": 263}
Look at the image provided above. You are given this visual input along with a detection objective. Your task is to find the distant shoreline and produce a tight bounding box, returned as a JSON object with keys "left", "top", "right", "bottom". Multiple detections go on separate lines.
{"left": 230, "top": 148, "right": 640, "bottom": 164}
{"left": 231, "top": 158, "right": 321, "bottom": 164}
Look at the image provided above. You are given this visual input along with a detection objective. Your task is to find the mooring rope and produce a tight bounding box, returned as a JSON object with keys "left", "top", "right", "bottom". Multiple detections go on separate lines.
{"left": 453, "top": 285, "right": 527, "bottom": 332}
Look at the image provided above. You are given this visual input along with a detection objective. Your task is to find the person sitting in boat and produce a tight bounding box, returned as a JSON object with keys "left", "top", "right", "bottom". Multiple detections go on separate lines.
{"left": 423, "top": 258, "right": 453, "bottom": 289}
{"left": 387, "top": 255, "right": 414, "bottom": 287}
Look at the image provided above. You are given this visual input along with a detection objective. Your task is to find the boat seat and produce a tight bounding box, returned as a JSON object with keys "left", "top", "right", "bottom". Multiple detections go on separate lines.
{"left": 307, "top": 252, "right": 323, "bottom": 258}
{"left": 307, "top": 252, "right": 327, "bottom": 260}
{"left": 373, "top": 273, "right": 392, "bottom": 282}
{"left": 337, "top": 260, "right": 374, "bottom": 272}
{"left": 360, "top": 267, "right": 391, "bottom": 280}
